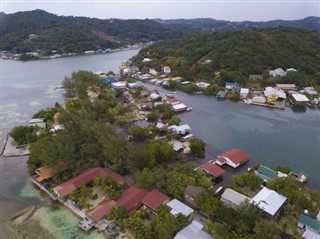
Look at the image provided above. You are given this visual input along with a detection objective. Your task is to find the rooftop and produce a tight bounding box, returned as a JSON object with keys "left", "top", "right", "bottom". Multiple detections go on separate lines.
{"left": 256, "top": 165, "right": 278, "bottom": 180}
{"left": 174, "top": 220, "right": 213, "bottom": 239}
{"left": 250, "top": 187, "right": 287, "bottom": 217}
{"left": 198, "top": 162, "right": 225, "bottom": 178}
{"left": 299, "top": 214, "right": 320, "bottom": 232}
{"left": 292, "top": 93, "right": 309, "bottom": 102}
{"left": 88, "top": 199, "right": 116, "bottom": 222}
{"left": 142, "top": 190, "right": 171, "bottom": 211}
{"left": 166, "top": 199, "right": 194, "bottom": 217}
{"left": 116, "top": 185, "right": 149, "bottom": 212}
{"left": 218, "top": 148, "right": 250, "bottom": 165}
{"left": 221, "top": 188, "right": 250, "bottom": 207}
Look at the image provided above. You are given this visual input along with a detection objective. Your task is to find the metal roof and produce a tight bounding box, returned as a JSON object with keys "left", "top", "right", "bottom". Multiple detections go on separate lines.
{"left": 292, "top": 93, "right": 309, "bottom": 102}
{"left": 299, "top": 214, "right": 320, "bottom": 232}
{"left": 250, "top": 187, "right": 287, "bottom": 216}
{"left": 174, "top": 220, "right": 213, "bottom": 239}
{"left": 167, "top": 199, "right": 194, "bottom": 217}
{"left": 221, "top": 188, "right": 250, "bottom": 206}
{"left": 256, "top": 165, "right": 277, "bottom": 179}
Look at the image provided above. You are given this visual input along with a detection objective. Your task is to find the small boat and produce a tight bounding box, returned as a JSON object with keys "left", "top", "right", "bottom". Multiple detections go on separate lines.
{"left": 186, "top": 107, "right": 193, "bottom": 112}
{"left": 166, "top": 93, "right": 174, "bottom": 98}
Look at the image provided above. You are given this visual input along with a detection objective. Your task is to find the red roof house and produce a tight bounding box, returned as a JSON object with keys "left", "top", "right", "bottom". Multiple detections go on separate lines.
{"left": 165, "top": 97, "right": 181, "bottom": 105}
{"left": 87, "top": 199, "right": 116, "bottom": 222}
{"left": 116, "top": 185, "right": 149, "bottom": 213}
{"left": 53, "top": 167, "right": 125, "bottom": 198}
{"left": 215, "top": 148, "right": 250, "bottom": 168}
{"left": 198, "top": 162, "right": 225, "bottom": 178}
{"left": 142, "top": 190, "right": 171, "bottom": 212}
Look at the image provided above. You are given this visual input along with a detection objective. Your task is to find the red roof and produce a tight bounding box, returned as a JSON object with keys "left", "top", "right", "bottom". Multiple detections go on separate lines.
{"left": 88, "top": 199, "right": 116, "bottom": 222}
{"left": 199, "top": 162, "right": 225, "bottom": 177}
{"left": 166, "top": 98, "right": 181, "bottom": 105}
{"left": 219, "top": 148, "right": 249, "bottom": 164}
{"left": 142, "top": 190, "right": 171, "bottom": 211}
{"left": 116, "top": 185, "right": 149, "bottom": 212}
{"left": 216, "top": 157, "right": 226, "bottom": 164}
{"left": 53, "top": 167, "right": 124, "bottom": 198}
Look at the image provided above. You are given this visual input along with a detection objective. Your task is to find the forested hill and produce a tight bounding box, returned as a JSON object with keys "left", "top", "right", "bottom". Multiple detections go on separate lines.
{"left": 0, "top": 9, "right": 319, "bottom": 56}
{"left": 154, "top": 16, "right": 320, "bottom": 32}
{"left": 0, "top": 9, "right": 201, "bottom": 54}
{"left": 132, "top": 28, "right": 320, "bottom": 85}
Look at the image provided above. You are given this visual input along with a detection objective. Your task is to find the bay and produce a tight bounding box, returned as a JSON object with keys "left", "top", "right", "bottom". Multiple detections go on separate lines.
{"left": 0, "top": 48, "right": 319, "bottom": 238}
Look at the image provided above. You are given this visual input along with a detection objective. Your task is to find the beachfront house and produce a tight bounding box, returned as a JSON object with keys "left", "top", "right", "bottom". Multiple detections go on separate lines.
{"left": 196, "top": 82, "right": 210, "bottom": 90}
{"left": 196, "top": 161, "right": 225, "bottom": 179}
{"left": 215, "top": 148, "right": 250, "bottom": 169}
{"left": 240, "top": 88, "right": 249, "bottom": 99}
{"left": 52, "top": 167, "right": 125, "bottom": 198}
{"left": 168, "top": 124, "right": 191, "bottom": 135}
{"left": 111, "top": 82, "right": 126, "bottom": 90}
{"left": 216, "top": 91, "right": 228, "bottom": 100}
{"left": 250, "top": 187, "right": 287, "bottom": 218}
{"left": 276, "top": 84, "right": 297, "bottom": 91}
{"left": 304, "top": 87, "right": 318, "bottom": 97}
{"left": 291, "top": 93, "right": 310, "bottom": 106}
{"left": 252, "top": 96, "right": 266, "bottom": 104}
{"left": 255, "top": 165, "right": 278, "bottom": 182}
{"left": 174, "top": 220, "right": 213, "bottom": 239}
{"left": 225, "top": 82, "right": 240, "bottom": 93}
{"left": 298, "top": 213, "right": 320, "bottom": 239}
{"left": 29, "top": 118, "right": 46, "bottom": 129}
{"left": 33, "top": 162, "right": 67, "bottom": 184}
{"left": 171, "top": 103, "right": 187, "bottom": 113}
{"left": 220, "top": 188, "right": 250, "bottom": 209}
{"left": 264, "top": 87, "right": 286, "bottom": 102}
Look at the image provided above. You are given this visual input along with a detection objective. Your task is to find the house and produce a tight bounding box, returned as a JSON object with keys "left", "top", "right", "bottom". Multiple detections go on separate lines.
{"left": 304, "top": 87, "right": 318, "bottom": 97}
{"left": 255, "top": 165, "right": 278, "bottom": 181}
{"left": 156, "top": 121, "right": 168, "bottom": 132}
{"left": 252, "top": 96, "right": 266, "bottom": 104}
{"left": 163, "top": 66, "right": 171, "bottom": 74}
{"left": 53, "top": 167, "right": 125, "bottom": 198}
{"left": 87, "top": 199, "right": 116, "bottom": 222}
{"left": 171, "top": 103, "right": 187, "bottom": 113}
{"left": 149, "top": 68, "right": 158, "bottom": 76}
{"left": 215, "top": 148, "right": 250, "bottom": 168}
{"left": 269, "top": 68, "right": 286, "bottom": 77}
{"left": 276, "top": 84, "right": 296, "bottom": 91}
{"left": 111, "top": 82, "right": 126, "bottom": 90}
{"left": 171, "top": 141, "right": 184, "bottom": 152}
{"left": 33, "top": 162, "right": 68, "bottom": 183}
{"left": 197, "top": 161, "right": 225, "bottom": 179}
{"left": 298, "top": 214, "right": 320, "bottom": 236}
{"left": 29, "top": 118, "right": 46, "bottom": 129}
{"left": 128, "top": 82, "right": 139, "bottom": 89}
{"left": 225, "top": 82, "right": 240, "bottom": 92}
{"left": 50, "top": 124, "right": 65, "bottom": 133}
{"left": 174, "top": 220, "right": 213, "bottom": 239}
{"left": 216, "top": 91, "right": 228, "bottom": 100}
{"left": 250, "top": 187, "right": 287, "bottom": 218}
{"left": 291, "top": 94, "right": 309, "bottom": 106}
{"left": 165, "top": 97, "right": 181, "bottom": 105}
{"left": 150, "top": 93, "right": 161, "bottom": 100}
{"left": 166, "top": 199, "right": 194, "bottom": 217}
{"left": 196, "top": 82, "right": 210, "bottom": 90}
{"left": 264, "top": 87, "right": 286, "bottom": 102}
{"left": 220, "top": 188, "right": 250, "bottom": 209}
{"left": 168, "top": 124, "right": 191, "bottom": 135}
{"left": 286, "top": 68, "right": 297, "bottom": 74}
{"left": 249, "top": 75, "right": 263, "bottom": 80}
{"left": 302, "top": 229, "right": 320, "bottom": 239}
{"left": 240, "top": 88, "right": 249, "bottom": 98}
{"left": 142, "top": 190, "right": 171, "bottom": 212}
{"left": 101, "top": 76, "right": 115, "bottom": 84}
{"left": 116, "top": 185, "right": 149, "bottom": 213}
{"left": 183, "top": 186, "right": 205, "bottom": 207}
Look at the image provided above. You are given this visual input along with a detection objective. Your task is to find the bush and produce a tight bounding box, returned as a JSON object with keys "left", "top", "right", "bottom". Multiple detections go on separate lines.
{"left": 9, "top": 125, "right": 38, "bottom": 145}
{"left": 189, "top": 138, "right": 206, "bottom": 158}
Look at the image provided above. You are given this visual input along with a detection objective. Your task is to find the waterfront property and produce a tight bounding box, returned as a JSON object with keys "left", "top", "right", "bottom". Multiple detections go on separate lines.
{"left": 174, "top": 220, "right": 213, "bottom": 239}
{"left": 141, "top": 190, "right": 171, "bottom": 213}
{"left": 165, "top": 97, "right": 181, "bottom": 105}
{"left": 52, "top": 167, "right": 125, "bottom": 198}
{"left": 171, "top": 103, "right": 187, "bottom": 113}
{"left": 196, "top": 161, "right": 225, "bottom": 179}
{"left": 111, "top": 81, "right": 126, "bottom": 89}
{"left": 240, "top": 88, "right": 249, "bottom": 99}
{"left": 215, "top": 148, "right": 250, "bottom": 169}
{"left": 33, "top": 162, "right": 67, "bottom": 183}
{"left": 291, "top": 93, "right": 310, "bottom": 106}
{"left": 298, "top": 213, "right": 320, "bottom": 239}
{"left": 220, "top": 188, "right": 250, "bottom": 209}
{"left": 29, "top": 118, "right": 46, "bottom": 129}
{"left": 216, "top": 91, "right": 228, "bottom": 100}
{"left": 276, "top": 84, "right": 297, "bottom": 91}
{"left": 168, "top": 124, "right": 191, "bottom": 135}
{"left": 250, "top": 187, "right": 287, "bottom": 218}
{"left": 255, "top": 165, "right": 278, "bottom": 181}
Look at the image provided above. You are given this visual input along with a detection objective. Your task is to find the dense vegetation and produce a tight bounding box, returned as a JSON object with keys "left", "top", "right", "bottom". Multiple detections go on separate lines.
{"left": 1, "top": 10, "right": 319, "bottom": 56}
{"left": 133, "top": 28, "right": 320, "bottom": 88}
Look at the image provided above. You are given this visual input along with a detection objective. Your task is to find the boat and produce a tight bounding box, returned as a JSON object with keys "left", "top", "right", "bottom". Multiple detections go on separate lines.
{"left": 186, "top": 107, "right": 193, "bottom": 112}
{"left": 165, "top": 93, "right": 174, "bottom": 98}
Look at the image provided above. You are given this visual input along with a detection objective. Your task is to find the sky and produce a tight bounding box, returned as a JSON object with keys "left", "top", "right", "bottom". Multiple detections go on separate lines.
{"left": 1, "top": 0, "right": 319, "bottom": 21}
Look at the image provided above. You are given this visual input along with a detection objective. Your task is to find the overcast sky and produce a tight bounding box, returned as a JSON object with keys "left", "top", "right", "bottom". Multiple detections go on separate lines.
{"left": 1, "top": 0, "right": 319, "bottom": 21}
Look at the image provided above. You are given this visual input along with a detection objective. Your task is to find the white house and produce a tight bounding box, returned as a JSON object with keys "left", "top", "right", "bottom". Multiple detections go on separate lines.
{"left": 269, "top": 68, "right": 286, "bottom": 77}
{"left": 250, "top": 187, "right": 287, "bottom": 218}
{"left": 174, "top": 220, "right": 213, "bottom": 239}
{"left": 240, "top": 88, "right": 249, "bottom": 98}
{"left": 196, "top": 82, "right": 210, "bottom": 90}
{"left": 111, "top": 82, "right": 126, "bottom": 89}
{"left": 163, "top": 66, "right": 171, "bottom": 74}
{"left": 168, "top": 124, "right": 191, "bottom": 135}
{"left": 286, "top": 68, "right": 297, "bottom": 74}
{"left": 166, "top": 199, "right": 194, "bottom": 217}
{"left": 221, "top": 188, "right": 250, "bottom": 209}
{"left": 215, "top": 148, "right": 250, "bottom": 169}
{"left": 171, "top": 103, "right": 187, "bottom": 113}
{"left": 142, "top": 58, "right": 152, "bottom": 63}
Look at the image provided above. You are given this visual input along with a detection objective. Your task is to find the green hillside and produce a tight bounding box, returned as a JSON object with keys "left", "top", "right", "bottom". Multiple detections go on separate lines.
{"left": 132, "top": 27, "right": 320, "bottom": 86}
